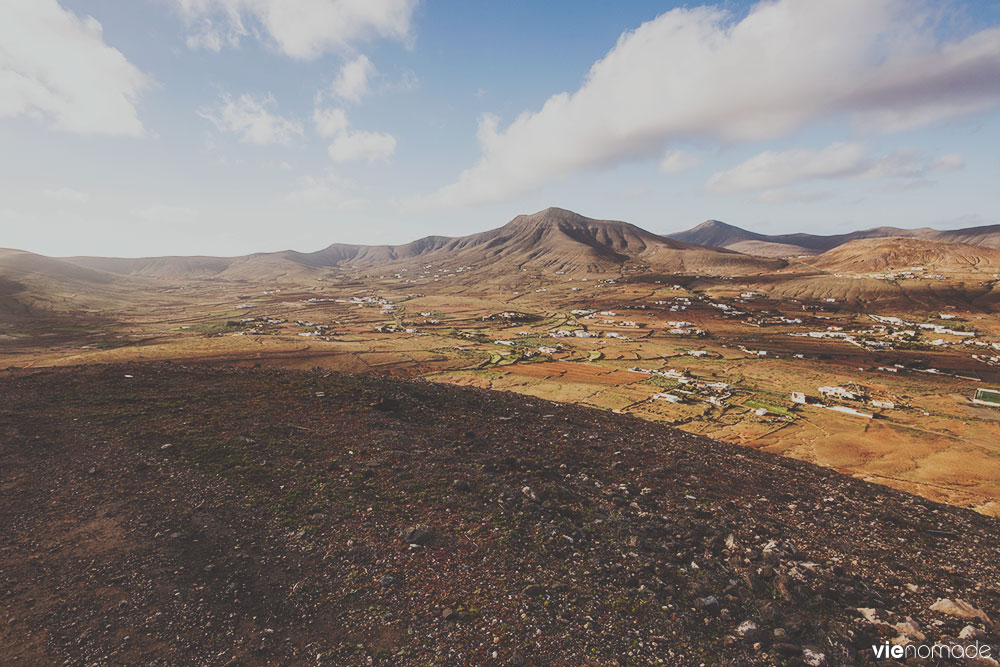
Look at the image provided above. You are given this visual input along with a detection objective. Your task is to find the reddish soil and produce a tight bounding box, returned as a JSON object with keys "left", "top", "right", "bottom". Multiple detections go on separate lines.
{"left": 1, "top": 363, "right": 998, "bottom": 665}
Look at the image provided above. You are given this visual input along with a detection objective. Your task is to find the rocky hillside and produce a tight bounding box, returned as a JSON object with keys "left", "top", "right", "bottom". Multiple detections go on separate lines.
{"left": 809, "top": 237, "right": 1000, "bottom": 273}
{"left": 1, "top": 364, "right": 997, "bottom": 665}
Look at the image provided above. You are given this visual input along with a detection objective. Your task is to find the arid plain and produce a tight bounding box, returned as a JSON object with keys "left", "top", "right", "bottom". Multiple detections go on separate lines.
{"left": 4, "top": 208, "right": 1000, "bottom": 516}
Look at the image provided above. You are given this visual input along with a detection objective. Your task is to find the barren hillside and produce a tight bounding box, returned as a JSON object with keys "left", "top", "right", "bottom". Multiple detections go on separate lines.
{"left": 2, "top": 364, "right": 997, "bottom": 665}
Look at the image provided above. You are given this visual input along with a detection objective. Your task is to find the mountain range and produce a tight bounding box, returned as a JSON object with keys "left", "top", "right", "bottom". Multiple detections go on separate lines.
{"left": 667, "top": 219, "right": 1000, "bottom": 258}
{"left": 5, "top": 208, "right": 1000, "bottom": 299}
{"left": 54, "top": 207, "right": 782, "bottom": 282}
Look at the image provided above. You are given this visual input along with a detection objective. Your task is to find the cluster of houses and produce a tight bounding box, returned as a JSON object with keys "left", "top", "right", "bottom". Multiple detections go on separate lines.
{"left": 630, "top": 367, "right": 733, "bottom": 407}
{"left": 790, "top": 385, "right": 899, "bottom": 419}
{"left": 664, "top": 320, "right": 705, "bottom": 336}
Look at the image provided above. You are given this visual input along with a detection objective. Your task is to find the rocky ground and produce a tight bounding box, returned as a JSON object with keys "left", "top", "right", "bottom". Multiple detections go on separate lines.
{"left": 1, "top": 363, "right": 997, "bottom": 665}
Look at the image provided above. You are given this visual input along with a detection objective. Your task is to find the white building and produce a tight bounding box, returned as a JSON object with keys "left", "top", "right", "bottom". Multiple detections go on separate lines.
{"left": 819, "top": 386, "right": 857, "bottom": 400}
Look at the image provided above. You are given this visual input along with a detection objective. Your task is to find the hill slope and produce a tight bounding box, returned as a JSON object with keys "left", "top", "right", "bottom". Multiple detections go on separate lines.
{"left": 668, "top": 220, "right": 1000, "bottom": 257}
{"left": 0, "top": 249, "right": 156, "bottom": 328}
{"left": 808, "top": 237, "right": 1000, "bottom": 273}
{"left": 64, "top": 208, "right": 782, "bottom": 281}
{"left": 2, "top": 363, "right": 997, "bottom": 664}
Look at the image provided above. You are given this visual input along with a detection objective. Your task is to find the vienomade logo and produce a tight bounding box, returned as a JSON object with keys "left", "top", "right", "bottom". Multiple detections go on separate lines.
{"left": 871, "top": 641, "right": 993, "bottom": 661}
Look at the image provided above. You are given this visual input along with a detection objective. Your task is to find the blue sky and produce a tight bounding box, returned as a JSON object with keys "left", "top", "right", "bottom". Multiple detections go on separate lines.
{"left": 2, "top": 0, "right": 999, "bottom": 257}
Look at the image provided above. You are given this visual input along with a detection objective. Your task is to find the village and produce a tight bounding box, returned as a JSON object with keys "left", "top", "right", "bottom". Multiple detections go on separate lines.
{"left": 6, "top": 257, "right": 1000, "bottom": 515}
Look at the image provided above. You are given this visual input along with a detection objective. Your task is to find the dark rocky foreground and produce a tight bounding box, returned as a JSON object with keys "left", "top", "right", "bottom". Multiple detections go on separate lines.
{"left": 0, "top": 363, "right": 997, "bottom": 665}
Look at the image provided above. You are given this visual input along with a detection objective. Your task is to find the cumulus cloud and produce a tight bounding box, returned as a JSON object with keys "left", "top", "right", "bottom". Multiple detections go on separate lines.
{"left": 0, "top": 0, "right": 148, "bottom": 136}
{"left": 199, "top": 92, "right": 303, "bottom": 145}
{"left": 171, "top": 0, "right": 419, "bottom": 59}
{"left": 705, "top": 142, "right": 963, "bottom": 194}
{"left": 313, "top": 106, "right": 395, "bottom": 162}
{"left": 413, "top": 0, "right": 1000, "bottom": 209}
{"left": 330, "top": 55, "right": 376, "bottom": 103}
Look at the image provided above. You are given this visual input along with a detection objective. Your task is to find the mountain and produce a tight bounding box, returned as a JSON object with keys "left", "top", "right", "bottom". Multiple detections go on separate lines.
{"left": 808, "top": 236, "right": 1000, "bottom": 274}
{"left": 667, "top": 219, "right": 1000, "bottom": 258}
{"left": 0, "top": 249, "right": 157, "bottom": 327}
{"left": 64, "top": 208, "right": 783, "bottom": 281}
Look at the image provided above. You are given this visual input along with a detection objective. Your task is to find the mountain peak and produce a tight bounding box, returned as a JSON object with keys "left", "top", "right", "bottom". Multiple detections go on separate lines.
{"left": 668, "top": 219, "right": 761, "bottom": 248}
{"left": 692, "top": 219, "right": 737, "bottom": 231}
{"left": 508, "top": 207, "right": 595, "bottom": 229}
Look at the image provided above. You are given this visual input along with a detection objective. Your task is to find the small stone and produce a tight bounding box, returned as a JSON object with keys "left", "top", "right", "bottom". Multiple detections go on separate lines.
{"left": 736, "top": 620, "right": 759, "bottom": 638}
{"left": 930, "top": 598, "right": 992, "bottom": 624}
{"left": 441, "top": 608, "right": 456, "bottom": 622}
{"left": 959, "top": 625, "right": 988, "bottom": 641}
{"left": 160, "top": 443, "right": 173, "bottom": 451}
{"left": 402, "top": 527, "right": 432, "bottom": 546}
{"left": 802, "top": 647, "right": 827, "bottom": 666}
{"left": 87, "top": 466, "right": 97, "bottom": 475}
{"left": 696, "top": 596, "right": 721, "bottom": 616}
{"left": 452, "top": 480, "right": 471, "bottom": 492}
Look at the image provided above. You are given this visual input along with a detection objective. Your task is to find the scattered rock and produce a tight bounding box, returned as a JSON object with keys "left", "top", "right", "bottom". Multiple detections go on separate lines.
{"left": 930, "top": 598, "right": 992, "bottom": 625}
{"left": 892, "top": 617, "right": 925, "bottom": 642}
{"left": 960, "top": 625, "right": 989, "bottom": 641}
{"left": 802, "top": 647, "right": 827, "bottom": 666}
{"left": 736, "top": 620, "right": 760, "bottom": 640}
{"left": 696, "top": 596, "right": 721, "bottom": 616}
{"left": 402, "top": 527, "right": 432, "bottom": 546}
{"left": 452, "top": 479, "right": 471, "bottom": 492}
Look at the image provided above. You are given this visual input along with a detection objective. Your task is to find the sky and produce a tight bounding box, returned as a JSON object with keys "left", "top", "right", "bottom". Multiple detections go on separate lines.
{"left": 1, "top": 0, "right": 1000, "bottom": 258}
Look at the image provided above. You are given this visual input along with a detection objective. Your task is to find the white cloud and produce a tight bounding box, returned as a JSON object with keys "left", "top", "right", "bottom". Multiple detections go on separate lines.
{"left": 705, "top": 142, "right": 964, "bottom": 194}
{"left": 706, "top": 143, "right": 870, "bottom": 193}
{"left": 41, "top": 187, "right": 91, "bottom": 203}
{"left": 313, "top": 107, "right": 350, "bottom": 138}
{"left": 0, "top": 0, "right": 148, "bottom": 136}
{"left": 313, "top": 106, "right": 395, "bottom": 162}
{"left": 286, "top": 172, "right": 364, "bottom": 209}
{"left": 658, "top": 150, "right": 702, "bottom": 174}
{"left": 171, "top": 0, "right": 419, "bottom": 60}
{"left": 199, "top": 92, "right": 303, "bottom": 145}
{"left": 331, "top": 55, "right": 375, "bottom": 103}
{"left": 413, "top": 0, "right": 1000, "bottom": 209}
